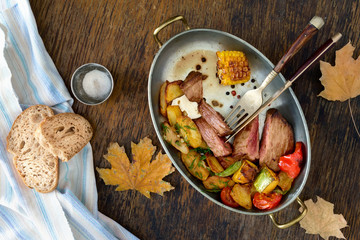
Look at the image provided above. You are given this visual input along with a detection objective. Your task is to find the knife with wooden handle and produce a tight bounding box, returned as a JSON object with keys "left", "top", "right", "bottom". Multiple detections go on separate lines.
{"left": 227, "top": 33, "right": 342, "bottom": 142}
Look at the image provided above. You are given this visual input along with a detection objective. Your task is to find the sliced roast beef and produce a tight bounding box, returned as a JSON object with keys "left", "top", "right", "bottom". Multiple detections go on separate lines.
{"left": 194, "top": 117, "right": 232, "bottom": 157}
{"left": 198, "top": 100, "right": 232, "bottom": 137}
{"left": 180, "top": 71, "right": 207, "bottom": 103}
{"left": 259, "top": 109, "right": 294, "bottom": 171}
{"left": 232, "top": 116, "right": 259, "bottom": 161}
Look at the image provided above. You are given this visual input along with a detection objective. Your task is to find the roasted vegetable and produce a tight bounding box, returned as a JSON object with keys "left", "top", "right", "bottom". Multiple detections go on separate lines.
{"left": 230, "top": 184, "right": 252, "bottom": 209}
{"left": 215, "top": 161, "right": 242, "bottom": 177}
{"left": 159, "top": 81, "right": 168, "bottom": 117}
{"left": 192, "top": 146, "right": 212, "bottom": 154}
{"left": 216, "top": 50, "right": 251, "bottom": 86}
{"left": 253, "top": 166, "right": 279, "bottom": 194}
{"left": 198, "top": 140, "right": 209, "bottom": 149}
{"left": 203, "top": 176, "right": 234, "bottom": 191}
{"left": 166, "top": 105, "right": 182, "bottom": 126}
{"left": 253, "top": 192, "right": 282, "bottom": 210}
{"left": 175, "top": 115, "right": 203, "bottom": 148}
{"left": 161, "top": 122, "right": 189, "bottom": 154}
{"left": 249, "top": 183, "right": 258, "bottom": 198}
{"left": 181, "top": 151, "right": 209, "bottom": 181}
{"left": 205, "top": 154, "right": 224, "bottom": 173}
{"left": 232, "top": 160, "right": 259, "bottom": 184}
{"left": 273, "top": 187, "right": 288, "bottom": 195}
{"left": 278, "top": 142, "right": 304, "bottom": 178}
{"left": 218, "top": 156, "right": 238, "bottom": 169}
{"left": 277, "top": 171, "right": 294, "bottom": 192}
{"left": 165, "top": 80, "right": 184, "bottom": 104}
{"left": 220, "top": 187, "right": 239, "bottom": 208}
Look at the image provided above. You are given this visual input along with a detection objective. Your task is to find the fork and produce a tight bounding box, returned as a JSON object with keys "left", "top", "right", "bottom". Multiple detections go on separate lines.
{"left": 225, "top": 16, "right": 324, "bottom": 130}
{"left": 225, "top": 33, "right": 342, "bottom": 142}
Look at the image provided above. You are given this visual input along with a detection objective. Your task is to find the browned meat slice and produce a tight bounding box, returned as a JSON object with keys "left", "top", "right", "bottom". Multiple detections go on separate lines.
{"left": 232, "top": 116, "right": 259, "bottom": 161}
{"left": 259, "top": 109, "right": 294, "bottom": 171}
{"left": 218, "top": 156, "right": 238, "bottom": 169}
{"left": 198, "top": 100, "right": 232, "bottom": 137}
{"left": 180, "top": 71, "right": 208, "bottom": 103}
{"left": 194, "top": 118, "right": 232, "bottom": 157}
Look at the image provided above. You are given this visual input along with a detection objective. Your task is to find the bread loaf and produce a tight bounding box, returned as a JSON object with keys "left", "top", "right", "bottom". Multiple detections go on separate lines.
{"left": 35, "top": 113, "right": 93, "bottom": 162}
{"left": 6, "top": 105, "right": 58, "bottom": 193}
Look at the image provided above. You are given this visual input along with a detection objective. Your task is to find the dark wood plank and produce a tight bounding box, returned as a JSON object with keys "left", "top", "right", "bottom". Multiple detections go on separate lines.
{"left": 29, "top": 0, "right": 359, "bottom": 239}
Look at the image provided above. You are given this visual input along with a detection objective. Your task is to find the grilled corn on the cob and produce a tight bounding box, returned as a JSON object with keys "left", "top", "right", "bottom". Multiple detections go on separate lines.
{"left": 216, "top": 51, "right": 251, "bottom": 85}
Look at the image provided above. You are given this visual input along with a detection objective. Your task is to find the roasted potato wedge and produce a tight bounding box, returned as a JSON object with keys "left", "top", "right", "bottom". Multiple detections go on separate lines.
{"left": 230, "top": 184, "right": 252, "bottom": 210}
{"left": 181, "top": 151, "right": 209, "bottom": 181}
{"left": 249, "top": 183, "right": 257, "bottom": 198}
{"left": 198, "top": 140, "right": 209, "bottom": 149}
{"left": 175, "top": 115, "right": 202, "bottom": 148}
{"left": 166, "top": 105, "right": 182, "bottom": 126}
{"left": 203, "top": 176, "right": 234, "bottom": 190}
{"left": 159, "top": 81, "right": 168, "bottom": 117}
{"left": 165, "top": 80, "right": 184, "bottom": 104}
{"left": 205, "top": 154, "right": 224, "bottom": 173}
{"left": 278, "top": 171, "right": 293, "bottom": 192}
{"left": 218, "top": 156, "right": 238, "bottom": 169}
{"left": 161, "top": 122, "right": 189, "bottom": 154}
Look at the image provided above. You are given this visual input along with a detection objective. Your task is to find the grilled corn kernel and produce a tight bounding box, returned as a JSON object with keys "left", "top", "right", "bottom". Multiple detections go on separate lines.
{"left": 216, "top": 51, "right": 251, "bottom": 85}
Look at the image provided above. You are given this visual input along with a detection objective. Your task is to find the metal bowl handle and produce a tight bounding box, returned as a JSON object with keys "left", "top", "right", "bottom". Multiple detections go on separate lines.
{"left": 153, "top": 15, "right": 190, "bottom": 48}
{"left": 268, "top": 197, "right": 308, "bottom": 229}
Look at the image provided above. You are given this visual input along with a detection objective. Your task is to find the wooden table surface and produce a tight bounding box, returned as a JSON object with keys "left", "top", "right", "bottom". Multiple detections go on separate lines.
{"left": 30, "top": 1, "right": 359, "bottom": 239}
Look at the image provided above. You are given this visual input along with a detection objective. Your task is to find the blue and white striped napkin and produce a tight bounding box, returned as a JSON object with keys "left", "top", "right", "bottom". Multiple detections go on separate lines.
{"left": 0, "top": 1, "right": 138, "bottom": 239}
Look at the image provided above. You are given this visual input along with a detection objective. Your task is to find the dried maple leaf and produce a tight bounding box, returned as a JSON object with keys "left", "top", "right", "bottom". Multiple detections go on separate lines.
{"left": 299, "top": 196, "right": 348, "bottom": 240}
{"left": 96, "top": 137, "right": 175, "bottom": 198}
{"left": 319, "top": 42, "right": 360, "bottom": 101}
{"left": 318, "top": 42, "right": 360, "bottom": 137}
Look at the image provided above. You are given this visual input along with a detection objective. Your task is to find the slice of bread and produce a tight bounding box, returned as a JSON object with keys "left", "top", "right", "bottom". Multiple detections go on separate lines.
{"left": 14, "top": 147, "right": 58, "bottom": 193}
{"left": 7, "top": 105, "right": 54, "bottom": 155}
{"left": 6, "top": 105, "right": 59, "bottom": 193}
{"left": 35, "top": 113, "right": 93, "bottom": 162}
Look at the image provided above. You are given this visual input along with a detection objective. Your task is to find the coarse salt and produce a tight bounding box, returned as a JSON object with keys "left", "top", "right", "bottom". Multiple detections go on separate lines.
{"left": 82, "top": 69, "right": 111, "bottom": 99}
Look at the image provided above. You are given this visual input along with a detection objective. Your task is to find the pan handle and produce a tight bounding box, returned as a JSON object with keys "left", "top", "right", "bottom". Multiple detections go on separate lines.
{"left": 268, "top": 197, "right": 308, "bottom": 229}
{"left": 153, "top": 15, "right": 190, "bottom": 48}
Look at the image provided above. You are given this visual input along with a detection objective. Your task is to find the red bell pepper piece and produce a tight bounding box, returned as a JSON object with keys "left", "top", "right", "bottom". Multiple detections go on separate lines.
{"left": 278, "top": 142, "right": 305, "bottom": 179}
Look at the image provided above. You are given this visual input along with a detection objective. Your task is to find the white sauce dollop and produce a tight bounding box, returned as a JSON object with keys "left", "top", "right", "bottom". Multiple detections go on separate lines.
{"left": 171, "top": 95, "right": 201, "bottom": 119}
{"left": 82, "top": 69, "right": 111, "bottom": 99}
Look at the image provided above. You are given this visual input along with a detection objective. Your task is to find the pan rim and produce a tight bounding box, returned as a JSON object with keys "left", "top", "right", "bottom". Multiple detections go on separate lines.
{"left": 148, "top": 28, "right": 311, "bottom": 216}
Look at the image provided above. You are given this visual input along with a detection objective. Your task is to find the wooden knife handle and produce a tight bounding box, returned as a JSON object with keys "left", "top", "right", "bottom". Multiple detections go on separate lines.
{"left": 288, "top": 32, "right": 342, "bottom": 83}
{"left": 273, "top": 16, "right": 324, "bottom": 73}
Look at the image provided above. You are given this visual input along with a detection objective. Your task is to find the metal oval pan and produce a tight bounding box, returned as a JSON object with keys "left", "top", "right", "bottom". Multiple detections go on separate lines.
{"left": 148, "top": 28, "right": 311, "bottom": 216}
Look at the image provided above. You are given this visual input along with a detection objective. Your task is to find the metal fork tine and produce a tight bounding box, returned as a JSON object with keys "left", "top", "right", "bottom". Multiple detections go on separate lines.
{"left": 229, "top": 119, "right": 239, "bottom": 129}
{"left": 226, "top": 107, "right": 245, "bottom": 126}
{"left": 225, "top": 115, "right": 251, "bottom": 143}
{"left": 224, "top": 101, "right": 242, "bottom": 122}
{"left": 228, "top": 111, "right": 248, "bottom": 129}
{"left": 231, "top": 113, "right": 249, "bottom": 130}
